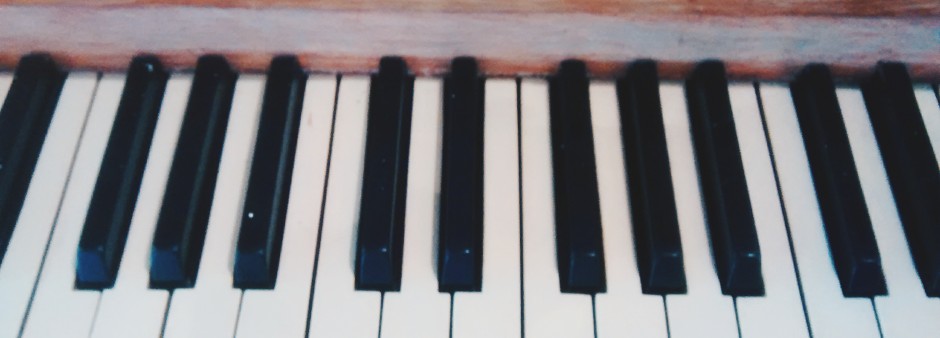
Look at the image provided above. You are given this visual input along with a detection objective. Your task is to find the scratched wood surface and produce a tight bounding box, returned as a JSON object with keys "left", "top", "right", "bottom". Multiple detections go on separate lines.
{"left": 0, "top": 0, "right": 937, "bottom": 79}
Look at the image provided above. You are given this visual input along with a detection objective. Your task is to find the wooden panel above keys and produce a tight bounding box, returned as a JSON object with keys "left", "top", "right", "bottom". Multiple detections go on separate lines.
{"left": 0, "top": 0, "right": 938, "bottom": 79}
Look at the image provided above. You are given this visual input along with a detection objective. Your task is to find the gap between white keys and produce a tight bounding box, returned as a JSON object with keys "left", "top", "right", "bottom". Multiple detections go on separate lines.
{"left": 89, "top": 74, "right": 193, "bottom": 338}
{"left": 837, "top": 87, "right": 940, "bottom": 338}
{"left": 589, "top": 81, "right": 668, "bottom": 338}
{"left": 730, "top": 84, "right": 809, "bottom": 338}
{"left": 235, "top": 76, "right": 337, "bottom": 338}
{"left": 451, "top": 79, "right": 522, "bottom": 338}
{"left": 380, "top": 78, "right": 450, "bottom": 338}
{"left": 162, "top": 75, "right": 265, "bottom": 338}
{"left": 21, "top": 74, "right": 120, "bottom": 338}
{"left": 658, "top": 83, "right": 738, "bottom": 338}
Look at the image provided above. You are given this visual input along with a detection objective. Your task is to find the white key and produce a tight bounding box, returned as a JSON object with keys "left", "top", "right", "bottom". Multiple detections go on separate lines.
{"left": 235, "top": 76, "right": 337, "bottom": 338}
{"left": 913, "top": 86, "right": 940, "bottom": 164}
{"left": 589, "top": 81, "right": 668, "bottom": 338}
{"left": 758, "top": 84, "right": 880, "bottom": 338}
{"left": 21, "top": 74, "right": 119, "bottom": 338}
{"left": 451, "top": 79, "right": 522, "bottom": 338}
{"left": 837, "top": 87, "right": 940, "bottom": 338}
{"left": 89, "top": 74, "right": 193, "bottom": 338}
{"left": 163, "top": 75, "right": 265, "bottom": 338}
{"left": 381, "top": 78, "right": 450, "bottom": 338}
{"left": 0, "top": 73, "right": 97, "bottom": 338}
{"left": 519, "top": 79, "right": 594, "bottom": 338}
{"left": 307, "top": 76, "right": 381, "bottom": 338}
{"left": 729, "top": 84, "right": 809, "bottom": 338}
{"left": 0, "top": 73, "right": 11, "bottom": 98}
{"left": 658, "top": 83, "right": 738, "bottom": 338}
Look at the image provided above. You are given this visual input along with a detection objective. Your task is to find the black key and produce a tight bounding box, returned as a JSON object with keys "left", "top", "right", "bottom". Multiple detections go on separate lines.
{"left": 75, "top": 56, "right": 169, "bottom": 289}
{"left": 150, "top": 56, "right": 237, "bottom": 289}
{"left": 861, "top": 62, "right": 940, "bottom": 297}
{"left": 790, "top": 64, "right": 886, "bottom": 296}
{"left": 233, "top": 56, "right": 307, "bottom": 289}
{"left": 548, "top": 60, "right": 606, "bottom": 294}
{"left": 684, "top": 61, "right": 764, "bottom": 296}
{"left": 0, "top": 54, "right": 66, "bottom": 265}
{"left": 616, "top": 60, "right": 686, "bottom": 294}
{"left": 354, "top": 57, "right": 415, "bottom": 291}
{"left": 437, "top": 57, "right": 485, "bottom": 292}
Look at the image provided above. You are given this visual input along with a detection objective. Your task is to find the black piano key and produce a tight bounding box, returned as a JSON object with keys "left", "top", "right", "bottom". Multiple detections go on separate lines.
{"left": 150, "top": 56, "right": 237, "bottom": 289}
{"left": 790, "top": 65, "right": 886, "bottom": 297}
{"left": 684, "top": 61, "right": 764, "bottom": 296}
{"left": 548, "top": 60, "right": 606, "bottom": 294}
{"left": 0, "top": 54, "right": 66, "bottom": 265}
{"left": 75, "top": 56, "right": 169, "bottom": 289}
{"left": 233, "top": 56, "right": 307, "bottom": 289}
{"left": 616, "top": 60, "right": 687, "bottom": 295}
{"left": 860, "top": 62, "right": 940, "bottom": 297}
{"left": 437, "top": 57, "right": 485, "bottom": 292}
{"left": 354, "top": 57, "right": 415, "bottom": 292}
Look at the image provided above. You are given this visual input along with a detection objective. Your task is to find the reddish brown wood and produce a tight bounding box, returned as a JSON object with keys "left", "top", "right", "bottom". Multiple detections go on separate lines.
{"left": 0, "top": 3, "right": 937, "bottom": 80}
{"left": 1, "top": 0, "right": 937, "bottom": 17}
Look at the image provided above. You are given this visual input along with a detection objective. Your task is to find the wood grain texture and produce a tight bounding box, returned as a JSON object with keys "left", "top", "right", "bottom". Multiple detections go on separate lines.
{"left": 0, "top": 5, "right": 937, "bottom": 80}
{"left": 0, "top": 0, "right": 937, "bottom": 17}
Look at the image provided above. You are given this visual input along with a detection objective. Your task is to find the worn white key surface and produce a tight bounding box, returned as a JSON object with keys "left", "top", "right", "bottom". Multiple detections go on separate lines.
{"left": 0, "top": 73, "right": 97, "bottom": 338}
{"left": 658, "top": 83, "right": 739, "bottom": 338}
{"left": 381, "top": 78, "right": 451, "bottom": 338}
{"left": 163, "top": 76, "right": 265, "bottom": 338}
{"left": 307, "top": 77, "right": 382, "bottom": 338}
{"left": 21, "top": 74, "right": 120, "bottom": 338}
{"left": 759, "top": 84, "right": 880, "bottom": 338}
{"left": 913, "top": 86, "right": 940, "bottom": 165}
{"left": 837, "top": 88, "right": 940, "bottom": 338}
{"left": 730, "top": 84, "right": 809, "bottom": 338}
{"left": 235, "top": 76, "right": 337, "bottom": 338}
{"left": 451, "top": 79, "right": 522, "bottom": 338}
{"left": 589, "top": 81, "right": 669, "bottom": 338}
{"left": 89, "top": 74, "right": 192, "bottom": 338}
{"left": 519, "top": 79, "right": 594, "bottom": 338}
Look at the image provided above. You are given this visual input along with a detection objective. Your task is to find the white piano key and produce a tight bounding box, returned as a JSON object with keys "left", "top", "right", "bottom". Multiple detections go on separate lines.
{"left": 307, "top": 76, "right": 381, "bottom": 338}
{"left": 0, "top": 73, "right": 11, "bottom": 99}
{"left": 235, "top": 75, "right": 337, "bottom": 338}
{"left": 162, "top": 75, "right": 265, "bottom": 338}
{"left": 658, "top": 83, "right": 738, "bottom": 338}
{"left": 381, "top": 78, "right": 450, "bottom": 338}
{"left": 759, "top": 84, "right": 880, "bottom": 338}
{"left": 913, "top": 86, "right": 940, "bottom": 165}
{"left": 589, "top": 81, "right": 668, "bottom": 338}
{"left": 451, "top": 79, "right": 522, "bottom": 338}
{"left": 729, "top": 84, "right": 809, "bottom": 338}
{"left": 0, "top": 73, "right": 97, "bottom": 338}
{"left": 20, "top": 74, "right": 120, "bottom": 338}
{"left": 837, "top": 87, "right": 940, "bottom": 338}
{"left": 88, "top": 74, "right": 192, "bottom": 338}
{"left": 519, "top": 79, "right": 594, "bottom": 338}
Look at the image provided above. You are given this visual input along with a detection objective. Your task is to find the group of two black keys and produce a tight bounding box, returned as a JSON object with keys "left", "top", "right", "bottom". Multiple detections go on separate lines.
{"left": 0, "top": 53, "right": 936, "bottom": 299}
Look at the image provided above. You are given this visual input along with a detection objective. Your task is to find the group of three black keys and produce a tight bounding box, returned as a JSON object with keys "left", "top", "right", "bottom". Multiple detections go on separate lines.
{"left": 0, "top": 52, "right": 936, "bottom": 300}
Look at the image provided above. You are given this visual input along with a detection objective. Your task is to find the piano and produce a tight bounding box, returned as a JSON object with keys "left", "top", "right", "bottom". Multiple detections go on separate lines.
{"left": 0, "top": 0, "right": 937, "bottom": 337}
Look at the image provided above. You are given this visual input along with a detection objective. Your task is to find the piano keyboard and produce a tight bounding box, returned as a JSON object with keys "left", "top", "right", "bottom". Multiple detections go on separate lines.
{"left": 0, "top": 54, "right": 937, "bottom": 338}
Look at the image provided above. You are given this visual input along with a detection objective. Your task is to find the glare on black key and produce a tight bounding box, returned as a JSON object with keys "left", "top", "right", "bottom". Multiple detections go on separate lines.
{"left": 438, "top": 57, "right": 485, "bottom": 292}
{"left": 548, "top": 60, "right": 606, "bottom": 294}
{"left": 684, "top": 61, "right": 764, "bottom": 296}
{"left": 233, "top": 56, "right": 307, "bottom": 289}
{"left": 860, "top": 62, "right": 940, "bottom": 297}
{"left": 0, "top": 54, "right": 66, "bottom": 265}
{"left": 150, "top": 55, "right": 238, "bottom": 289}
{"left": 354, "top": 57, "right": 415, "bottom": 292}
{"left": 790, "top": 64, "right": 886, "bottom": 297}
{"left": 76, "top": 56, "right": 169, "bottom": 289}
{"left": 616, "top": 60, "right": 686, "bottom": 295}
